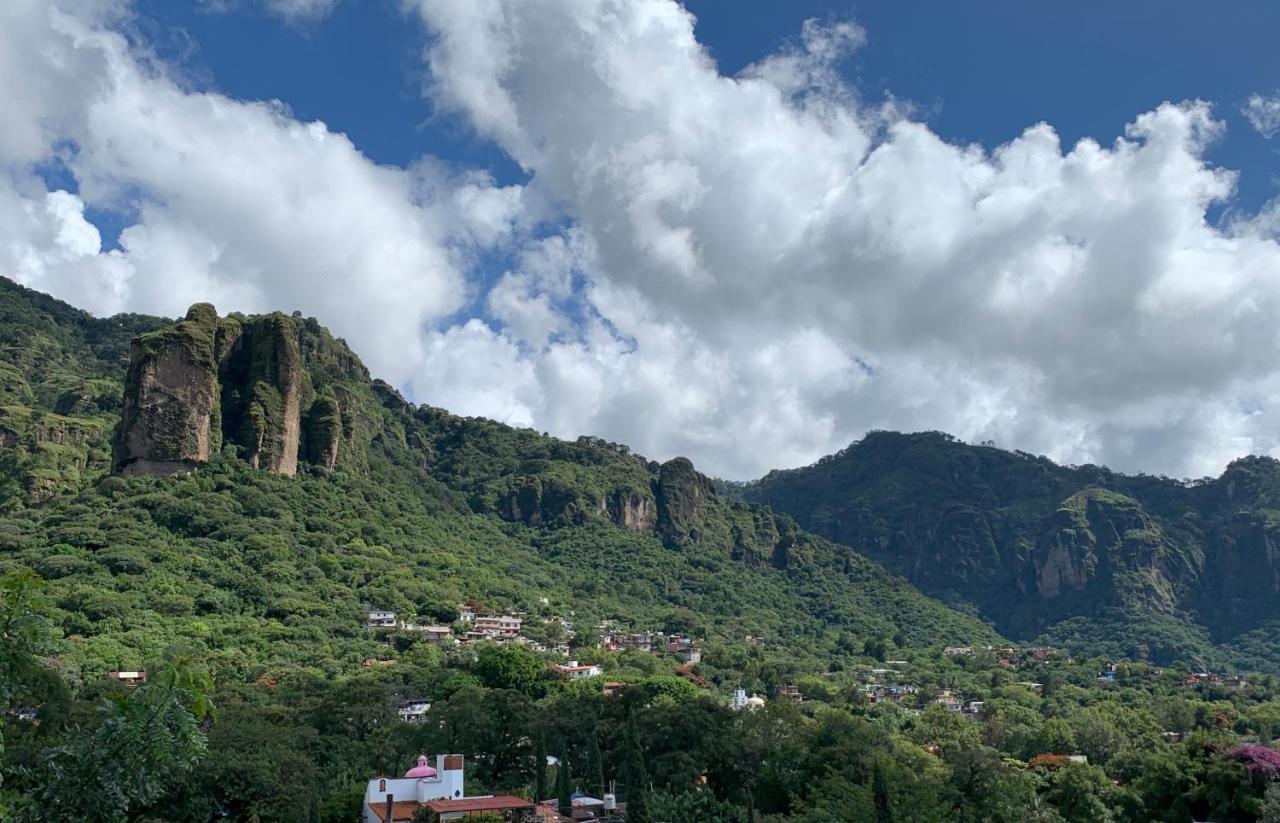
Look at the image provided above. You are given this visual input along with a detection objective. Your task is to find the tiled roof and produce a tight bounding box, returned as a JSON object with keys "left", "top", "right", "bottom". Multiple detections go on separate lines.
{"left": 425, "top": 795, "right": 535, "bottom": 812}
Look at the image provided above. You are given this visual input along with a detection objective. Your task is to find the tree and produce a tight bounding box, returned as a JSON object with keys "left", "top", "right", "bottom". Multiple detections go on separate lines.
{"left": 13, "top": 656, "right": 213, "bottom": 822}
{"left": 589, "top": 731, "right": 606, "bottom": 798}
{"left": 473, "top": 645, "right": 547, "bottom": 696}
{"left": 557, "top": 755, "right": 573, "bottom": 817}
{"left": 872, "top": 757, "right": 894, "bottom": 823}
{"left": 534, "top": 734, "right": 549, "bottom": 803}
{"left": 620, "top": 717, "right": 651, "bottom": 823}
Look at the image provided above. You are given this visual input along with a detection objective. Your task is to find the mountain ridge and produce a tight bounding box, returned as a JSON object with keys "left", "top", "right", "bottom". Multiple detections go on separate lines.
{"left": 0, "top": 277, "right": 1000, "bottom": 684}
{"left": 744, "top": 429, "right": 1280, "bottom": 670}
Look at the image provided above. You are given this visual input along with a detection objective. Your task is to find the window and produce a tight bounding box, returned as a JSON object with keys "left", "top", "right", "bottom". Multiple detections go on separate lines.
{"left": 379, "top": 779, "right": 386, "bottom": 792}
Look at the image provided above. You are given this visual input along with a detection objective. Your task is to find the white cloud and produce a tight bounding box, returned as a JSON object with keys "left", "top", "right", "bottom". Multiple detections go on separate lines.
{"left": 5, "top": 0, "right": 1280, "bottom": 481}
{"left": 264, "top": 0, "right": 340, "bottom": 22}
{"left": 0, "top": 0, "right": 521, "bottom": 387}
{"left": 1244, "top": 92, "right": 1280, "bottom": 139}
{"left": 410, "top": 0, "right": 1280, "bottom": 479}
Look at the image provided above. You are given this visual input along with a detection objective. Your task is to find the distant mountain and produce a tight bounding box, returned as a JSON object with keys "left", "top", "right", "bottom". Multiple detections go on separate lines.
{"left": 743, "top": 430, "right": 1280, "bottom": 671}
{"left": 0, "top": 277, "right": 997, "bottom": 683}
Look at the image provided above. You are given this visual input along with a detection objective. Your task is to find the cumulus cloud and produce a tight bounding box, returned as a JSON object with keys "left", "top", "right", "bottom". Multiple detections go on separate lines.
{"left": 410, "top": 0, "right": 1280, "bottom": 479}
{"left": 1244, "top": 92, "right": 1280, "bottom": 139}
{"left": 263, "top": 0, "right": 340, "bottom": 23}
{"left": 0, "top": 0, "right": 521, "bottom": 386}
{"left": 5, "top": 0, "right": 1280, "bottom": 480}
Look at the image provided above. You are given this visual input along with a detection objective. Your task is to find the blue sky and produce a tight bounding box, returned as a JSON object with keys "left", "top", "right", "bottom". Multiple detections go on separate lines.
{"left": 128, "top": 0, "right": 1278, "bottom": 219}
{"left": 7, "top": 0, "right": 1280, "bottom": 479}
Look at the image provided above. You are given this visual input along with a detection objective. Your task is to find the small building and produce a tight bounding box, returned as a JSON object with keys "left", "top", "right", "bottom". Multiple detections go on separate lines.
{"left": 366, "top": 607, "right": 398, "bottom": 629}
{"left": 665, "top": 637, "right": 702, "bottom": 664}
{"left": 934, "top": 689, "right": 963, "bottom": 713}
{"left": 415, "top": 626, "right": 455, "bottom": 643}
{"left": 553, "top": 661, "right": 602, "bottom": 680}
{"left": 107, "top": 670, "right": 146, "bottom": 685}
{"left": 398, "top": 700, "right": 432, "bottom": 724}
{"left": 473, "top": 615, "right": 522, "bottom": 638}
{"left": 778, "top": 684, "right": 803, "bottom": 703}
{"left": 613, "top": 632, "right": 654, "bottom": 652}
{"left": 603, "top": 681, "right": 628, "bottom": 698}
{"left": 364, "top": 754, "right": 469, "bottom": 822}
{"left": 731, "top": 688, "right": 765, "bottom": 711}
{"left": 943, "top": 646, "right": 974, "bottom": 656}
{"left": 458, "top": 604, "right": 477, "bottom": 624}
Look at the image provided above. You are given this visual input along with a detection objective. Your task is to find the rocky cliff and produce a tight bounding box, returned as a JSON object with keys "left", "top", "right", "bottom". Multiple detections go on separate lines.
{"left": 112, "top": 304, "right": 222, "bottom": 476}
{"left": 744, "top": 430, "right": 1280, "bottom": 663}
{"left": 111, "top": 305, "right": 371, "bottom": 478}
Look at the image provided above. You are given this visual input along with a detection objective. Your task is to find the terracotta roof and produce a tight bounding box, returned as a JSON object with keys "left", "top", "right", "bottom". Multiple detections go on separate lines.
{"left": 365, "top": 800, "right": 422, "bottom": 822}
{"left": 425, "top": 795, "right": 535, "bottom": 812}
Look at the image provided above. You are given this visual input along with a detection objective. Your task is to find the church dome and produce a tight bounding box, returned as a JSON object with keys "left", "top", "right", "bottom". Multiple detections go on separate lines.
{"left": 405, "top": 755, "right": 438, "bottom": 778}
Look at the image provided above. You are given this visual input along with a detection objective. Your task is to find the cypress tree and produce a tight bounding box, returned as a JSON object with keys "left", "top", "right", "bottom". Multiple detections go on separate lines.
{"left": 557, "top": 756, "right": 573, "bottom": 817}
{"left": 590, "top": 731, "right": 606, "bottom": 798}
{"left": 873, "top": 758, "right": 894, "bottom": 823}
{"left": 535, "top": 734, "right": 548, "bottom": 803}
{"left": 621, "top": 718, "right": 650, "bottom": 822}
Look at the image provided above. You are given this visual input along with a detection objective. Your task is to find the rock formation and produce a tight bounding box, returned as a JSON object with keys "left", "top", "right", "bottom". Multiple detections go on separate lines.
{"left": 112, "top": 305, "right": 365, "bottom": 478}
{"left": 656, "top": 457, "right": 710, "bottom": 547}
{"left": 112, "top": 304, "right": 221, "bottom": 476}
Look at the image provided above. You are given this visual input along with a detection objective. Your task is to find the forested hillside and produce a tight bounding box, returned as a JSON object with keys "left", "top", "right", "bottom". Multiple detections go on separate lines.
{"left": 0, "top": 276, "right": 995, "bottom": 683}
{"left": 744, "top": 430, "right": 1280, "bottom": 671}
{"left": 11, "top": 277, "right": 1280, "bottom": 822}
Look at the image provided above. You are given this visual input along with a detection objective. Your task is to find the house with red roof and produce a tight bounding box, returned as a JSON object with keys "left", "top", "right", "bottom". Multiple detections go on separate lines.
{"left": 364, "top": 754, "right": 535, "bottom": 822}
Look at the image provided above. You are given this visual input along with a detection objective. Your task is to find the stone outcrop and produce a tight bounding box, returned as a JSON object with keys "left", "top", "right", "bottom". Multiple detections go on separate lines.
{"left": 656, "top": 457, "right": 711, "bottom": 547}
{"left": 238, "top": 315, "right": 304, "bottom": 476}
{"left": 304, "top": 392, "right": 342, "bottom": 471}
{"left": 112, "top": 304, "right": 221, "bottom": 476}
{"left": 112, "top": 306, "right": 356, "bottom": 479}
{"left": 607, "top": 491, "right": 655, "bottom": 533}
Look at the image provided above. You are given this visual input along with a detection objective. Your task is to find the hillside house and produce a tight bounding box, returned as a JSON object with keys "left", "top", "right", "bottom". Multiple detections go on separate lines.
{"left": 553, "top": 661, "right": 602, "bottom": 680}
{"left": 778, "top": 684, "right": 803, "bottom": 702}
{"left": 934, "top": 689, "right": 963, "bottom": 713}
{"left": 665, "top": 636, "right": 702, "bottom": 664}
{"left": 943, "top": 646, "right": 974, "bottom": 656}
{"left": 107, "top": 670, "right": 146, "bottom": 685}
{"left": 407, "top": 625, "right": 455, "bottom": 643}
{"left": 397, "top": 699, "right": 431, "bottom": 724}
{"left": 473, "top": 615, "right": 522, "bottom": 638}
{"left": 364, "top": 754, "right": 535, "bottom": 822}
{"left": 365, "top": 607, "right": 397, "bottom": 629}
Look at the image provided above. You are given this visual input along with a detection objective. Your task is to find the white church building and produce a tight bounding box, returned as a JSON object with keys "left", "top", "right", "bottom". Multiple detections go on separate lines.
{"left": 364, "top": 754, "right": 534, "bottom": 822}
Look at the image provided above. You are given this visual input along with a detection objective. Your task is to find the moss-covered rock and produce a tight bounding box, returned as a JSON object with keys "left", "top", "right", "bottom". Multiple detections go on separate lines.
{"left": 111, "top": 304, "right": 221, "bottom": 476}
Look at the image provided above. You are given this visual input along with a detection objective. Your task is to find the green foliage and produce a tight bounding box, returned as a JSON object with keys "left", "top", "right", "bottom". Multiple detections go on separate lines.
{"left": 747, "top": 430, "right": 1280, "bottom": 671}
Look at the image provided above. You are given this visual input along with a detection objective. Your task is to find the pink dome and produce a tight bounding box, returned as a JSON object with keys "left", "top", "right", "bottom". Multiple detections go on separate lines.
{"left": 405, "top": 755, "right": 438, "bottom": 778}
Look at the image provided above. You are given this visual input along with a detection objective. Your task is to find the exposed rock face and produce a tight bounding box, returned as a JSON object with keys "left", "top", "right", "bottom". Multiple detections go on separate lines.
{"left": 608, "top": 491, "right": 655, "bottom": 533}
{"left": 304, "top": 392, "right": 342, "bottom": 471}
{"left": 656, "top": 457, "right": 710, "bottom": 547}
{"left": 113, "top": 306, "right": 363, "bottom": 479}
{"left": 112, "top": 304, "right": 221, "bottom": 476}
{"left": 239, "top": 315, "right": 304, "bottom": 476}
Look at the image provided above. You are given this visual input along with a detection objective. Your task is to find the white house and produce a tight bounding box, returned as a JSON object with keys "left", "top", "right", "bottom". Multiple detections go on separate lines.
{"left": 364, "top": 754, "right": 536, "bottom": 822}
{"left": 364, "top": 754, "right": 465, "bottom": 822}
{"left": 554, "top": 660, "right": 602, "bottom": 680}
{"left": 365, "top": 607, "right": 397, "bottom": 629}
{"left": 397, "top": 700, "right": 431, "bottom": 724}
{"left": 473, "top": 615, "right": 521, "bottom": 638}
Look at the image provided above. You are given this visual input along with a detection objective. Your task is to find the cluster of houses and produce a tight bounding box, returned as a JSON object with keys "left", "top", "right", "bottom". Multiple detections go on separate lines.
{"left": 943, "top": 645, "right": 1058, "bottom": 666}
{"left": 595, "top": 623, "right": 703, "bottom": 664}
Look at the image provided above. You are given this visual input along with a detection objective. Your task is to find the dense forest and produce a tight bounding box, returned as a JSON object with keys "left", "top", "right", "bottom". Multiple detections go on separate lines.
{"left": 6, "top": 275, "right": 1280, "bottom": 821}
{"left": 745, "top": 430, "right": 1280, "bottom": 672}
